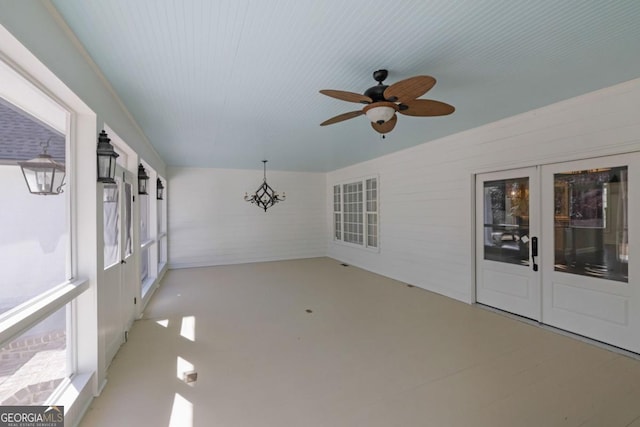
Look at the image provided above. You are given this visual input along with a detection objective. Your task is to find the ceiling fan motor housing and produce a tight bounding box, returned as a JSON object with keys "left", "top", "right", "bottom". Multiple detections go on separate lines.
{"left": 364, "top": 84, "right": 389, "bottom": 102}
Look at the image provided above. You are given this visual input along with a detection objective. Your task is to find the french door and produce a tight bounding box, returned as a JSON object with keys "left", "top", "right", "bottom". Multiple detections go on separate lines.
{"left": 476, "top": 167, "right": 541, "bottom": 320}
{"left": 477, "top": 153, "right": 640, "bottom": 353}
{"left": 120, "top": 169, "right": 137, "bottom": 333}
{"left": 102, "top": 167, "right": 137, "bottom": 368}
{"left": 541, "top": 154, "right": 639, "bottom": 353}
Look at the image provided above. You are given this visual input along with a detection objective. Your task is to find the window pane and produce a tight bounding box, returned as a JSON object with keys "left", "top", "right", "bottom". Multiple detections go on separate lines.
{"left": 0, "top": 306, "right": 67, "bottom": 405}
{"left": 367, "top": 213, "right": 378, "bottom": 248}
{"left": 159, "top": 235, "right": 167, "bottom": 266}
{"left": 124, "top": 182, "right": 133, "bottom": 257}
{"left": 366, "top": 178, "right": 377, "bottom": 213}
{"left": 0, "top": 164, "right": 67, "bottom": 316}
{"left": 333, "top": 185, "right": 341, "bottom": 212}
{"left": 483, "top": 177, "right": 530, "bottom": 266}
{"left": 103, "top": 183, "right": 120, "bottom": 268}
{"left": 140, "top": 192, "right": 149, "bottom": 243}
{"left": 343, "top": 182, "right": 363, "bottom": 245}
{"left": 157, "top": 199, "right": 163, "bottom": 235}
{"left": 141, "top": 246, "right": 149, "bottom": 284}
{"left": 554, "top": 167, "right": 628, "bottom": 282}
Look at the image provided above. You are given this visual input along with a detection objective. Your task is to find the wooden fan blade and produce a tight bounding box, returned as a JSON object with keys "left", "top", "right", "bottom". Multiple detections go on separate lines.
{"left": 320, "top": 110, "right": 364, "bottom": 126}
{"left": 398, "top": 99, "right": 455, "bottom": 117}
{"left": 320, "top": 89, "right": 372, "bottom": 104}
{"left": 371, "top": 114, "right": 397, "bottom": 134}
{"left": 383, "top": 76, "right": 436, "bottom": 103}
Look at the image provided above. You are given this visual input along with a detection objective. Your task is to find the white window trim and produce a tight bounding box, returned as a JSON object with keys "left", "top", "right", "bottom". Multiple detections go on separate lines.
{"left": 140, "top": 238, "right": 155, "bottom": 250}
{"left": 0, "top": 278, "right": 89, "bottom": 347}
{"left": 333, "top": 175, "right": 380, "bottom": 252}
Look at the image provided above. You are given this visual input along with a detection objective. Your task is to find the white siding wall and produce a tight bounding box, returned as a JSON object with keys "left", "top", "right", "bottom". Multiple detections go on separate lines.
{"left": 169, "top": 167, "right": 327, "bottom": 268}
{"left": 328, "top": 78, "right": 640, "bottom": 304}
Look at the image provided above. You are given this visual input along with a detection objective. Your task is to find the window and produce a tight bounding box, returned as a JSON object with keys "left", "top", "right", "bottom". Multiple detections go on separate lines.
{"left": 157, "top": 176, "right": 167, "bottom": 271}
{"left": 333, "top": 185, "right": 341, "bottom": 240}
{"left": 333, "top": 176, "right": 378, "bottom": 249}
{"left": 124, "top": 181, "right": 133, "bottom": 258}
{"left": 366, "top": 178, "right": 378, "bottom": 247}
{"left": 138, "top": 161, "right": 167, "bottom": 297}
{"left": 140, "top": 183, "right": 151, "bottom": 286}
{"left": 0, "top": 58, "right": 88, "bottom": 410}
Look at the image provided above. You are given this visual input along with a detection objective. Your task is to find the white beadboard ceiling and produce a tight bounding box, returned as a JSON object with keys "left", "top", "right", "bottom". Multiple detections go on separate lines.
{"left": 50, "top": 0, "right": 640, "bottom": 172}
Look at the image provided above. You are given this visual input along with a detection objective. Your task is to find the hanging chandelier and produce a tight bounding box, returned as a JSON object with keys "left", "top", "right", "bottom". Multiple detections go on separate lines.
{"left": 244, "top": 160, "right": 286, "bottom": 212}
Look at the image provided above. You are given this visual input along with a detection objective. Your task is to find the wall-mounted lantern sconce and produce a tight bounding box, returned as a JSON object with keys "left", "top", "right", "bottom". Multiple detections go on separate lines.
{"left": 157, "top": 178, "right": 164, "bottom": 200}
{"left": 19, "top": 138, "right": 65, "bottom": 195}
{"left": 138, "top": 163, "right": 149, "bottom": 195}
{"left": 96, "top": 130, "right": 119, "bottom": 183}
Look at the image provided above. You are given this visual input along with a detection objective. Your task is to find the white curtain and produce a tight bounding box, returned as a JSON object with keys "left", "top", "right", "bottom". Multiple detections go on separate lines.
{"left": 103, "top": 186, "right": 119, "bottom": 268}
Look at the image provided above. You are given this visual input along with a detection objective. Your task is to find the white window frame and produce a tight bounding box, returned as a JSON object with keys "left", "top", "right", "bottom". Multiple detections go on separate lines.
{"left": 139, "top": 179, "right": 154, "bottom": 295}
{"left": 333, "top": 175, "right": 379, "bottom": 252}
{"left": 157, "top": 175, "right": 167, "bottom": 272}
{"left": 0, "top": 56, "right": 89, "bottom": 397}
{"left": 139, "top": 160, "right": 161, "bottom": 298}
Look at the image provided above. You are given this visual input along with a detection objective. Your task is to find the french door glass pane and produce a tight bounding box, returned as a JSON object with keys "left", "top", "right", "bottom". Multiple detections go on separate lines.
{"left": 103, "top": 183, "right": 120, "bottom": 268}
{"left": 483, "top": 177, "right": 530, "bottom": 265}
{"left": 554, "top": 166, "right": 628, "bottom": 282}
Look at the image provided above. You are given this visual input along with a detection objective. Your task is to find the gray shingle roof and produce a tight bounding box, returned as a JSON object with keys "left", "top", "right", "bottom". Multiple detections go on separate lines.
{"left": 0, "top": 98, "right": 65, "bottom": 163}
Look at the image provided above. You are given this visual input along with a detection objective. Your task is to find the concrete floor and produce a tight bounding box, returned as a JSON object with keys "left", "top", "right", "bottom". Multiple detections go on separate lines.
{"left": 79, "top": 258, "right": 640, "bottom": 427}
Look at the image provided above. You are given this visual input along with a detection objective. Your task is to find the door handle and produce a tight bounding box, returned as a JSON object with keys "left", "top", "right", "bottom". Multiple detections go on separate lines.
{"left": 531, "top": 236, "right": 538, "bottom": 271}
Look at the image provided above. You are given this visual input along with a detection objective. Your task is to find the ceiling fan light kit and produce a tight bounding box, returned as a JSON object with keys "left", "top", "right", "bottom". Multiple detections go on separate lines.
{"left": 320, "top": 69, "right": 454, "bottom": 136}
{"left": 363, "top": 102, "right": 397, "bottom": 124}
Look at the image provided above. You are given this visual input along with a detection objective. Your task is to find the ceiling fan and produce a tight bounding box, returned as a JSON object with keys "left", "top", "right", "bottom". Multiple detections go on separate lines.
{"left": 319, "top": 69, "right": 454, "bottom": 136}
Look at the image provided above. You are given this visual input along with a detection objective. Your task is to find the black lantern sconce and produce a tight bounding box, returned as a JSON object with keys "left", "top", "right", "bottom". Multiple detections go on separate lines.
{"left": 96, "top": 130, "right": 119, "bottom": 183}
{"left": 156, "top": 178, "right": 164, "bottom": 200}
{"left": 19, "top": 137, "right": 66, "bottom": 195}
{"left": 138, "top": 163, "right": 149, "bottom": 195}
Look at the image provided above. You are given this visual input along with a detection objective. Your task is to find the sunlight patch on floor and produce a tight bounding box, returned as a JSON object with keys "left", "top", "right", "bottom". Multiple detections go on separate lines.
{"left": 168, "top": 392, "right": 193, "bottom": 427}
{"left": 176, "top": 356, "right": 194, "bottom": 381}
{"left": 180, "top": 316, "right": 195, "bottom": 341}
